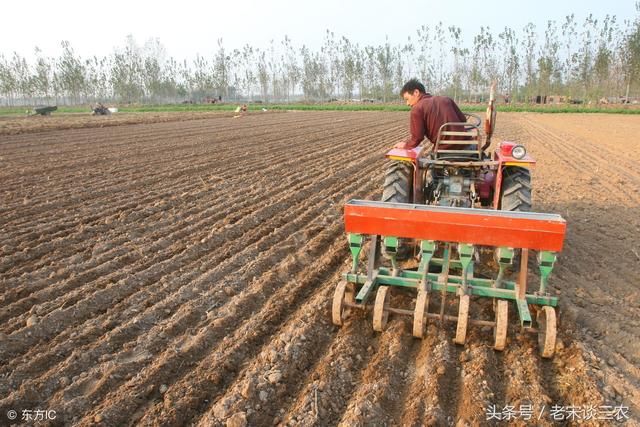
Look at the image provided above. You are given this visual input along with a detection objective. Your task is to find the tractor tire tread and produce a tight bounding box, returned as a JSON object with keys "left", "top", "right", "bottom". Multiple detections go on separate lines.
{"left": 381, "top": 161, "right": 413, "bottom": 260}
{"left": 500, "top": 168, "right": 532, "bottom": 212}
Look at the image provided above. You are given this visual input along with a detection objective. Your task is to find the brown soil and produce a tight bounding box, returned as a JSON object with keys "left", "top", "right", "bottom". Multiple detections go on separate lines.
{"left": 0, "top": 111, "right": 637, "bottom": 426}
{"left": 0, "top": 111, "right": 271, "bottom": 136}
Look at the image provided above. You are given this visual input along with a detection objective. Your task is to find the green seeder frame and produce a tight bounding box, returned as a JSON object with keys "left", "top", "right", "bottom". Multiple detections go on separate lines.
{"left": 344, "top": 234, "right": 559, "bottom": 329}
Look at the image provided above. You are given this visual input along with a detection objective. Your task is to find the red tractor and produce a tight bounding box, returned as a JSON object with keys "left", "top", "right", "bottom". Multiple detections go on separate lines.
{"left": 383, "top": 100, "right": 530, "bottom": 213}
{"left": 334, "top": 90, "right": 566, "bottom": 357}
{"left": 379, "top": 90, "right": 534, "bottom": 262}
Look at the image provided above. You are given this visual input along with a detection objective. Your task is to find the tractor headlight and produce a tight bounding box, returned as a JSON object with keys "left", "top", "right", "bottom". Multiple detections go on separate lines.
{"left": 511, "top": 145, "right": 526, "bottom": 159}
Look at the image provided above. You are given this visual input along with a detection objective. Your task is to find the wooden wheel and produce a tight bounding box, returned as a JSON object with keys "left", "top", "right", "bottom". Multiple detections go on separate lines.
{"left": 373, "top": 286, "right": 391, "bottom": 332}
{"left": 454, "top": 294, "right": 470, "bottom": 345}
{"left": 537, "top": 306, "right": 557, "bottom": 358}
{"left": 413, "top": 291, "right": 429, "bottom": 338}
{"left": 332, "top": 281, "right": 355, "bottom": 326}
{"left": 493, "top": 299, "right": 508, "bottom": 351}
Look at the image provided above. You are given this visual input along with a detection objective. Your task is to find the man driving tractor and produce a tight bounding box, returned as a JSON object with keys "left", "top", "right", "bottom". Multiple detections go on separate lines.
{"left": 394, "top": 78, "right": 469, "bottom": 151}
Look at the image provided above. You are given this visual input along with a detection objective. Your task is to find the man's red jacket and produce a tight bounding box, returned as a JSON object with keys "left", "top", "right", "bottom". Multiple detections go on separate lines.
{"left": 403, "top": 93, "right": 468, "bottom": 149}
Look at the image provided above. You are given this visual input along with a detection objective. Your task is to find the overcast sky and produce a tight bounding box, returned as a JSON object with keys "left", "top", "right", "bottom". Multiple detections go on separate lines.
{"left": 2, "top": 0, "right": 636, "bottom": 60}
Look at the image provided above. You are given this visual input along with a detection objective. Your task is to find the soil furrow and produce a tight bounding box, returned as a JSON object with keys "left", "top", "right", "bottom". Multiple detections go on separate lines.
{"left": 0, "top": 154, "right": 381, "bottom": 388}
{"left": 0, "top": 131, "right": 391, "bottom": 325}
{"left": 0, "top": 114, "right": 398, "bottom": 226}
{"left": 71, "top": 221, "right": 347, "bottom": 426}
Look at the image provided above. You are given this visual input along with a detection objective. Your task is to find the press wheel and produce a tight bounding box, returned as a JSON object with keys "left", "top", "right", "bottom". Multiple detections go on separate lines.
{"left": 332, "top": 281, "right": 355, "bottom": 326}
{"left": 537, "top": 306, "right": 557, "bottom": 358}
{"left": 413, "top": 291, "right": 429, "bottom": 338}
{"left": 493, "top": 299, "right": 508, "bottom": 351}
{"left": 373, "top": 286, "right": 391, "bottom": 331}
{"left": 454, "top": 294, "right": 470, "bottom": 345}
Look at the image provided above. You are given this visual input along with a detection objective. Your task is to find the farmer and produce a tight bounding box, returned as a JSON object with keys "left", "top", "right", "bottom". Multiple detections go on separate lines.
{"left": 394, "top": 78, "right": 468, "bottom": 151}
{"left": 233, "top": 104, "right": 248, "bottom": 119}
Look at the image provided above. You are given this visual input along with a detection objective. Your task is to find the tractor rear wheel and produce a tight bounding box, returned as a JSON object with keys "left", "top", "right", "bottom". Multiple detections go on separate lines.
{"left": 382, "top": 161, "right": 413, "bottom": 259}
{"left": 382, "top": 161, "right": 412, "bottom": 203}
{"left": 500, "top": 167, "right": 532, "bottom": 270}
{"left": 500, "top": 167, "right": 531, "bottom": 212}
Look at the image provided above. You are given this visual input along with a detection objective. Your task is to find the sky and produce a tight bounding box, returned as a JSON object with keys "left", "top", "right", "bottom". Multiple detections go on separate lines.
{"left": 1, "top": 0, "right": 636, "bottom": 60}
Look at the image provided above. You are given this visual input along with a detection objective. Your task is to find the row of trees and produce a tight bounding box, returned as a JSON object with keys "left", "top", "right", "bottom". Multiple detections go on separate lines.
{"left": 2, "top": 8, "right": 640, "bottom": 106}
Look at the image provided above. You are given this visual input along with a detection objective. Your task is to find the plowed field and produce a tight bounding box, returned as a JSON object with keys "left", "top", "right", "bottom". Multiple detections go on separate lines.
{"left": 1, "top": 111, "right": 638, "bottom": 426}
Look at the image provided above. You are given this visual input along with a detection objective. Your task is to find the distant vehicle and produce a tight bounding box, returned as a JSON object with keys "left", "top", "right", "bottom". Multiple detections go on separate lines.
{"left": 31, "top": 105, "right": 57, "bottom": 116}
{"left": 203, "top": 96, "right": 222, "bottom": 104}
{"left": 92, "top": 104, "right": 111, "bottom": 115}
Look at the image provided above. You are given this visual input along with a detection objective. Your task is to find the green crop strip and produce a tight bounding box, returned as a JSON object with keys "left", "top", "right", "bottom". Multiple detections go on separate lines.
{"left": 1, "top": 103, "right": 639, "bottom": 115}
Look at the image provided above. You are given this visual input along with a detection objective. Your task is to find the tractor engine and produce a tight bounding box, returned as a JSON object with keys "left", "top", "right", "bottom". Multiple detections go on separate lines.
{"left": 425, "top": 166, "right": 495, "bottom": 208}
{"left": 425, "top": 167, "right": 476, "bottom": 207}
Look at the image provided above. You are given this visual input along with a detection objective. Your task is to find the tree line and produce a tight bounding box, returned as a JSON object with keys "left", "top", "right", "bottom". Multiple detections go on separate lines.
{"left": 2, "top": 8, "right": 640, "bottom": 106}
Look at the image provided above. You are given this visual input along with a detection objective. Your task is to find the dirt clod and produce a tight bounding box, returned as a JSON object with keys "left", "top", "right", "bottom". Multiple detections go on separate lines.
{"left": 268, "top": 371, "right": 282, "bottom": 384}
{"left": 26, "top": 315, "right": 39, "bottom": 327}
{"left": 226, "top": 412, "right": 247, "bottom": 427}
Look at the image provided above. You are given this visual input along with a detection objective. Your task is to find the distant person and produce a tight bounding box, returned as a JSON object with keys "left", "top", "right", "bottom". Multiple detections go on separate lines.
{"left": 394, "top": 78, "right": 468, "bottom": 151}
{"left": 233, "top": 104, "right": 248, "bottom": 119}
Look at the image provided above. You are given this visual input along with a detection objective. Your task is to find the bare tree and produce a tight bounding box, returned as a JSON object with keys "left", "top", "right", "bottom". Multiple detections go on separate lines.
{"left": 416, "top": 25, "right": 436, "bottom": 91}
{"left": 57, "top": 41, "right": 87, "bottom": 104}
{"left": 141, "top": 38, "right": 167, "bottom": 102}
{"left": 522, "top": 23, "right": 538, "bottom": 102}
{"left": 282, "top": 36, "right": 300, "bottom": 102}
{"left": 363, "top": 45, "right": 377, "bottom": 100}
{"left": 257, "top": 49, "right": 269, "bottom": 102}
{"left": 434, "top": 22, "right": 448, "bottom": 93}
{"left": 0, "top": 54, "right": 17, "bottom": 105}
{"left": 322, "top": 30, "right": 341, "bottom": 99}
{"left": 33, "top": 47, "right": 52, "bottom": 104}
{"left": 340, "top": 37, "right": 358, "bottom": 100}
{"left": 592, "top": 15, "right": 617, "bottom": 101}
{"left": 561, "top": 14, "right": 578, "bottom": 97}
{"left": 376, "top": 38, "right": 395, "bottom": 102}
{"left": 470, "top": 27, "right": 495, "bottom": 101}
{"left": 214, "top": 38, "right": 230, "bottom": 100}
{"left": 110, "top": 36, "right": 144, "bottom": 103}
{"left": 448, "top": 26, "right": 466, "bottom": 102}
{"left": 240, "top": 45, "right": 255, "bottom": 101}
{"left": 622, "top": 2, "right": 640, "bottom": 100}
{"left": 396, "top": 37, "right": 415, "bottom": 94}
{"left": 574, "top": 15, "right": 598, "bottom": 101}
{"left": 498, "top": 27, "right": 520, "bottom": 102}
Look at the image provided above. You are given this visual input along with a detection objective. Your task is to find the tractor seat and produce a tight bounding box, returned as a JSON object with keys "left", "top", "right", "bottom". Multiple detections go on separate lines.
{"left": 433, "top": 114, "right": 482, "bottom": 161}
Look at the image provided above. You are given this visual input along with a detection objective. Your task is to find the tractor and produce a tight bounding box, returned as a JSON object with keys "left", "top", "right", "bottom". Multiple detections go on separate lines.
{"left": 332, "top": 88, "right": 566, "bottom": 357}
{"left": 92, "top": 103, "right": 112, "bottom": 115}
